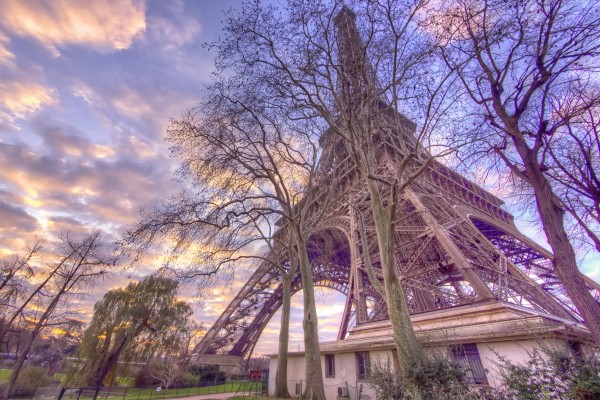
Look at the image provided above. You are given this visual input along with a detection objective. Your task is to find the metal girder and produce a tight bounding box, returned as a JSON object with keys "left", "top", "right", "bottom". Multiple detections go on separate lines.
{"left": 193, "top": 7, "right": 589, "bottom": 361}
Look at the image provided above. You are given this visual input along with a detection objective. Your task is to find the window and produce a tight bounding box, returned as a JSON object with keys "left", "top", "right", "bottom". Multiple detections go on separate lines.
{"left": 568, "top": 341, "right": 583, "bottom": 360}
{"left": 450, "top": 343, "right": 487, "bottom": 384}
{"left": 355, "top": 351, "right": 370, "bottom": 380}
{"left": 325, "top": 354, "right": 335, "bottom": 378}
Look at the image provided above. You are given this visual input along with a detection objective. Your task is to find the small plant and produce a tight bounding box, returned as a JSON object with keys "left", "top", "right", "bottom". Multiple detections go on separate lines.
{"left": 368, "top": 353, "right": 480, "bottom": 400}
{"left": 12, "top": 365, "right": 51, "bottom": 397}
{"left": 492, "top": 344, "right": 600, "bottom": 400}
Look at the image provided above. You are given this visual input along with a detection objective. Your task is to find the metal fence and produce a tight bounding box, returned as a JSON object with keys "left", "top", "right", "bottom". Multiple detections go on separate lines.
{"left": 15, "top": 380, "right": 267, "bottom": 400}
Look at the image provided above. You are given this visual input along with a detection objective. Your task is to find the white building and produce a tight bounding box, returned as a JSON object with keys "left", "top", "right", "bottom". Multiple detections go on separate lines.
{"left": 268, "top": 300, "right": 592, "bottom": 399}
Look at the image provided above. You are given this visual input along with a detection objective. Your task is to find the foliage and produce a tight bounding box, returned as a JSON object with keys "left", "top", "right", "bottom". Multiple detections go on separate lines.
{"left": 11, "top": 366, "right": 51, "bottom": 397}
{"left": 186, "top": 364, "right": 226, "bottom": 386}
{"left": 369, "top": 353, "right": 493, "bottom": 400}
{"left": 179, "top": 372, "right": 197, "bottom": 388}
{"left": 72, "top": 275, "right": 192, "bottom": 387}
{"left": 493, "top": 345, "right": 600, "bottom": 400}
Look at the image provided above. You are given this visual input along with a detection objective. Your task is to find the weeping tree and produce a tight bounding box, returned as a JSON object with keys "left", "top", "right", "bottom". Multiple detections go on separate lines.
{"left": 435, "top": 0, "right": 600, "bottom": 343}
{"left": 71, "top": 275, "right": 191, "bottom": 387}
{"left": 212, "top": 2, "right": 462, "bottom": 396}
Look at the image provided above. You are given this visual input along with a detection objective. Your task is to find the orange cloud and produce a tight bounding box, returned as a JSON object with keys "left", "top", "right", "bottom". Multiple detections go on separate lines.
{"left": 0, "top": 80, "right": 57, "bottom": 126}
{"left": 0, "top": 0, "right": 147, "bottom": 55}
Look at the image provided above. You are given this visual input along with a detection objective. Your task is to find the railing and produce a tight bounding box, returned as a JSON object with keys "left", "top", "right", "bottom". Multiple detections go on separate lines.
{"left": 17, "top": 380, "right": 265, "bottom": 400}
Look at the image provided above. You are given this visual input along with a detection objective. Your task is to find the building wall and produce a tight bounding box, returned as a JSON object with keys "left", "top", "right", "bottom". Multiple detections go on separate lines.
{"left": 476, "top": 338, "right": 563, "bottom": 387}
{"left": 268, "top": 338, "right": 577, "bottom": 400}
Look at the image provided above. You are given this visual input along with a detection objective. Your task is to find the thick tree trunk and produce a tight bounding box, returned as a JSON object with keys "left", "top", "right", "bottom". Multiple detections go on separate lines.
{"left": 515, "top": 138, "right": 600, "bottom": 344}
{"left": 90, "top": 334, "right": 128, "bottom": 387}
{"left": 295, "top": 233, "right": 326, "bottom": 400}
{"left": 367, "top": 180, "right": 424, "bottom": 397}
{"left": 274, "top": 275, "right": 293, "bottom": 398}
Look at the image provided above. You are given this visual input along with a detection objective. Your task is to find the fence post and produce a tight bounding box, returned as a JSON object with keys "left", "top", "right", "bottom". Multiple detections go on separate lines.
{"left": 122, "top": 386, "right": 128, "bottom": 400}
{"left": 92, "top": 387, "right": 101, "bottom": 400}
{"left": 57, "top": 387, "right": 67, "bottom": 400}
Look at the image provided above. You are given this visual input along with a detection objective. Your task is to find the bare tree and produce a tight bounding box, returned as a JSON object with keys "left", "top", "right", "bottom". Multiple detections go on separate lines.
{"left": 122, "top": 70, "right": 339, "bottom": 397}
{"left": 149, "top": 359, "right": 184, "bottom": 390}
{"left": 435, "top": 0, "right": 600, "bottom": 342}
{"left": 1, "top": 231, "right": 114, "bottom": 399}
{"left": 211, "top": 3, "right": 462, "bottom": 396}
{"left": 545, "top": 89, "right": 600, "bottom": 252}
{"left": 0, "top": 238, "right": 42, "bottom": 310}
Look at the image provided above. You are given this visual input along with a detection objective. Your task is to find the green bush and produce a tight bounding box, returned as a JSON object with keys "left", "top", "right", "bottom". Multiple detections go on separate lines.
{"left": 12, "top": 365, "right": 51, "bottom": 397}
{"left": 186, "top": 364, "right": 226, "bottom": 386}
{"left": 179, "top": 372, "right": 197, "bottom": 388}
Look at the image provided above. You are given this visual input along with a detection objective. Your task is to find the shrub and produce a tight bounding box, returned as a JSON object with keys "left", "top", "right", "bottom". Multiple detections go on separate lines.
{"left": 133, "top": 365, "right": 160, "bottom": 388}
{"left": 179, "top": 372, "right": 197, "bottom": 388}
{"left": 186, "top": 364, "right": 226, "bottom": 386}
{"left": 12, "top": 365, "right": 51, "bottom": 397}
{"left": 368, "top": 353, "right": 481, "bottom": 400}
{"left": 493, "top": 344, "right": 600, "bottom": 400}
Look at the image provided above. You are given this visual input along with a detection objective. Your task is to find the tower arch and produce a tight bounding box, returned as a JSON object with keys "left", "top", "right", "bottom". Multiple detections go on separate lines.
{"left": 195, "top": 225, "right": 354, "bottom": 358}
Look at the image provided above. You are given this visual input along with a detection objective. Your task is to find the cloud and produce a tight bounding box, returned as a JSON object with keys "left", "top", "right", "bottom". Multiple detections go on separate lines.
{"left": 0, "top": 80, "right": 57, "bottom": 127}
{"left": 146, "top": 11, "right": 201, "bottom": 52}
{"left": 0, "top": 0, "right": 147, "bottom": 55}
{"left": 0, "top": 31, "right": 14, "bottom": 65}
{"left": 0, "top": 119, "right": 179, "bottom": 240}
{"left": 0, "top": 199, "right": 39, "bottom": 233}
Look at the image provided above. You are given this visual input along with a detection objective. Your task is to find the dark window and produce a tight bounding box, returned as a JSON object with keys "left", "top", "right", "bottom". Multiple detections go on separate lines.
{"left": 325, "top": 354, "right": 335, "bottom": 377}
{"left": 568, "top": 341, "right": 583, "bottom": 360}
{"left": 355, "top": 351, "right": 370, "bottom": 380}
{"left": 450, "top": 343, "right": 487, "bottom": 384}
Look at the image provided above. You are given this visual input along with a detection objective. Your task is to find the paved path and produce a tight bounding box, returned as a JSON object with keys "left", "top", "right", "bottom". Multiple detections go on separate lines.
{"left": 176, "top": 392, "right": 268, "bottom": 400}
{"left": 176, "top": 393, "right": 235, "bottom": 400}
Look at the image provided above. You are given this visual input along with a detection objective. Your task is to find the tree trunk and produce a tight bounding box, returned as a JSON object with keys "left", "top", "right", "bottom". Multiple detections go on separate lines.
{"left": 515, "top": 138, "right": 600, "bottom": 344}
{"left": 1, "top": 331, "right": 35, "bottom": 399}
{"left": 90, "top": 334, "right": 128, "bottom": 387}
{"left": 295, "top": 232, "right": 326, "bottom": 400}
{"left": 367, "top": 179, "right": 424, "bottom": 397}
{"left": 274, "top": 275, "right": 293, "bottom": 398}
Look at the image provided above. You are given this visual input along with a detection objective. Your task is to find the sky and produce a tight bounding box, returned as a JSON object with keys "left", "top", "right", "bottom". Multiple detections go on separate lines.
{"left": 0, "top": 0, "right": 348, "bottom": 356}
{"left": 0, "top": 0, "right": 598, "bottom": 357}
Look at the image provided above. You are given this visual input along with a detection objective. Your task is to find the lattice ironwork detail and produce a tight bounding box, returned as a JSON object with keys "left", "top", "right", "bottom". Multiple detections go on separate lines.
{"left": 193, "top": 6, "right": 595, "bottom": 360}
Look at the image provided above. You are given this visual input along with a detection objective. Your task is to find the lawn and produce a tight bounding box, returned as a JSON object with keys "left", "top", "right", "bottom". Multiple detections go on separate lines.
{"left": 58, "top": 381, "right": 263, "bottom": 400}
{"left": 0, "top": 368, "right": 11, "bottom": 382}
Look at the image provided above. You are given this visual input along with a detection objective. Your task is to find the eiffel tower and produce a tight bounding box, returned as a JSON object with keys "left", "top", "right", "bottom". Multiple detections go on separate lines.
{"left": 194, "top": 6, "right": 599, "bottom": 361}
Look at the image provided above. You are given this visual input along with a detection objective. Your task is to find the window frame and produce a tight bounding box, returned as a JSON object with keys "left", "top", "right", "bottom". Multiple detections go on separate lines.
{"left": 325, "top": 354, "right": 335, "bottom": 378}
{"left": 450, "top": 343, "right": 488, "bottom": 385}
{"left": 355, "top": 351, "right": 371, "bottom": 380}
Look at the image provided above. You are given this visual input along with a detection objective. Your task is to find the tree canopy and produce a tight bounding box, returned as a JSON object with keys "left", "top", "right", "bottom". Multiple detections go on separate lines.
{"left": 72, "top": 275, "right": 192, "bottom": 387}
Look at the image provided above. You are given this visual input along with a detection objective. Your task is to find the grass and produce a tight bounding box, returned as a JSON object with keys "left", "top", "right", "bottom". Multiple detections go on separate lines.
{"left": 0, "top": 368, "right": 11, "bottom": 382}
{"left": 58, "top": 382, "right": 263, "bottom": 400}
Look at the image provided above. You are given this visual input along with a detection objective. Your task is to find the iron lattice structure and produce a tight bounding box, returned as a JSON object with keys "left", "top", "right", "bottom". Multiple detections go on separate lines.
{"left": 194, "top": 7, "right": 600, "bottom": 359}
